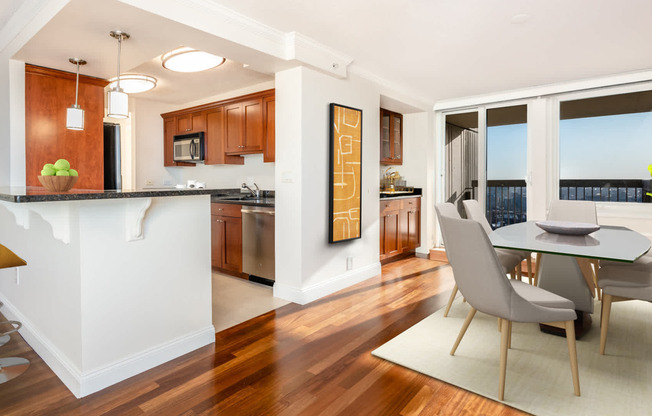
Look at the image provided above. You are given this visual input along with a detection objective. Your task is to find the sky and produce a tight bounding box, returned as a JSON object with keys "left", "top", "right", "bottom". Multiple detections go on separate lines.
{"left": 486, "top": 112, "right": 652, "bottom": 180}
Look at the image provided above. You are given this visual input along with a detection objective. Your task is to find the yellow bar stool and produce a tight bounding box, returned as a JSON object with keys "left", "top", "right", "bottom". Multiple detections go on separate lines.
{"left": 0, "top": 243, "right": 29, "bottom": 384}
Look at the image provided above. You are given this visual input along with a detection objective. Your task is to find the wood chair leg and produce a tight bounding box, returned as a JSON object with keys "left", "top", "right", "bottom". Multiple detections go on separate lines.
{"left": 526, "top": 256, "right": 533, "bottom": 285}
{"left": 499, "top": 318, "right": 510, "bottom": 401}
{"left": 591, "top": 259, "right": 601, "bottom": 300}
{"left": 508, "top": 320, "right": 512, "bottom": 349}
{"left": 444, "top": 283, "right": 458, "bottom": 317}
{"left": 564, "top": 320, "right": 581, "bottom": 396}
{"left": 516, "top": 265, "right": 522, "bottom": 281}
{"left": 600, "top": 293, "right": 613, "bottom": 355}
{"left": 533, "top": 253, "right": 542, "bottom": 286}
{"left": 451, "top": 307, "right": 477, "bottom": 356}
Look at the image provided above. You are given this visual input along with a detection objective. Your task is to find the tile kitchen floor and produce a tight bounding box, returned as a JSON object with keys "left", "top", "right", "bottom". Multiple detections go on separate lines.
{"left": 211, "top": 271, "right": 290, "bottom": 333}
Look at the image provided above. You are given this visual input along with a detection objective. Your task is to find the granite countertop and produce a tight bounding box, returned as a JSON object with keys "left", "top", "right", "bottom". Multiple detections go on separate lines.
{"left": 379, "top": 187, "right": 423, "bottom": 199}
{"left": 0, "top": 186, "right": 275, "bottom": 207}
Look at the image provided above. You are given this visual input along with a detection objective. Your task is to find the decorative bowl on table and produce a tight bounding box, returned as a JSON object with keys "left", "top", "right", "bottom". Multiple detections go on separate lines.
{"left": 535, "top": 220, "right": 600, "bottom": 236}
{"left": 38, "top": 175, "right": 79, "bottom": 192}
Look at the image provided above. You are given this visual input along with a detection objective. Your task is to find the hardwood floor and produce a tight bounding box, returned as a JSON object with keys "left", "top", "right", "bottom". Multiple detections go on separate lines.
{"left": 0, "top": 257, "right": 527, "bottom": 415}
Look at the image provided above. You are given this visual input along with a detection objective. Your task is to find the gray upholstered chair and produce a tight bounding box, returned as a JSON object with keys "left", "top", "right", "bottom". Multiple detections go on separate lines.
{"left": 462, "top": 199, "right": 533, "bottom": 284}
{"left": 597, "top": 262, "right": 652, "bottom": 355}
{"left": 437, "top": 203, "right": 528, "bottom": 317}
{"left": 439, "top": 213, "right": 580, "bottom": 400}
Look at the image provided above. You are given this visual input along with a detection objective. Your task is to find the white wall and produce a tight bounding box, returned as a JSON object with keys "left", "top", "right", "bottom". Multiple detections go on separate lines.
{"left": 274, "top": 66, "right": 382, "bottom": 304}
{"left": 133, "top": 81, "right": 276, "bottom": 191}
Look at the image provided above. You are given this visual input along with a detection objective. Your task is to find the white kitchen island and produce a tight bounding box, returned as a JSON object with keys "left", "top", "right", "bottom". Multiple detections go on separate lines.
{"left": 0, "top": 187, "right": 217, "bottom": 397}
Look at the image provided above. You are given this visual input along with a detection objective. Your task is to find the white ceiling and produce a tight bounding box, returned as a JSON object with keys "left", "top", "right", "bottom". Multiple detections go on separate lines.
{"left": 5, "top": 0, "right": 652, "bottom": 107}
{"left": 211, "top": 0, "right": 652, "bottom": 102}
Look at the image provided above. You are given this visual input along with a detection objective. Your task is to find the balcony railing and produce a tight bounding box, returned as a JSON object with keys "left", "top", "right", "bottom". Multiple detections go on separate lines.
{"left": 468, "top": 179, "right": 651, "bottom": 230}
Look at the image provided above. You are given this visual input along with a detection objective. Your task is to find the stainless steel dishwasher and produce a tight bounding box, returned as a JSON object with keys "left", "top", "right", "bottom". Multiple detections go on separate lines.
{"left": 241, "top": 206, "right": 275, "bottom": 283}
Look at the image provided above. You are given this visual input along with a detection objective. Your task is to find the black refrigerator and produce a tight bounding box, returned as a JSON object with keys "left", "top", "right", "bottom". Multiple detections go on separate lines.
{"left": 103, "top": 123, "right": 122, "bottom": 190}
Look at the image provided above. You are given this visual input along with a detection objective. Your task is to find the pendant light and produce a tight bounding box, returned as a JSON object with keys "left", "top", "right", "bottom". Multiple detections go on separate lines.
{"left": 107, "top": 30, "right": 130, "bottom": 118}
{"left": 66, "top": 58, "right": 86, "bottom": 130}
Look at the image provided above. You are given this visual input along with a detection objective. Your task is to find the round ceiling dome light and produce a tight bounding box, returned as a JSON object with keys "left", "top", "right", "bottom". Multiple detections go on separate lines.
{"left": 108, "top": 74, "right": 157, "bottom": 93}
{"left": 161, "top": 47, "right": 226, "bottom": 72}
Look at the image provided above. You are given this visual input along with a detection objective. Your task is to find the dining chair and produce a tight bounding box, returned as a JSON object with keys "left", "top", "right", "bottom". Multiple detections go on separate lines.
{"left": 597, "top": 262, "right": 652, "bottom": 355}
{"left": 435, "top": 203, "right": 464, "bottom": 317}
{"left": 462, "top": 199, "right": 533, "bottom": 284}
{"left": 439, "top": 214, "right": 580, "bottom": 400}
{"left": 543, "top": 200, "right": 600, "bottom": 297}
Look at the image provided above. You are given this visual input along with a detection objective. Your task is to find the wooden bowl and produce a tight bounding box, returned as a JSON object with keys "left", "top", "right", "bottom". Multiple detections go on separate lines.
{"left": 38, "top": 175, "right": 79, "bottom": 192}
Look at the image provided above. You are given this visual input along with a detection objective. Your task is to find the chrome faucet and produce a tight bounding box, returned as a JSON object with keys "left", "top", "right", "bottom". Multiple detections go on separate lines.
{"left": 241, "top": 182, "right": 260, "bottom": 198}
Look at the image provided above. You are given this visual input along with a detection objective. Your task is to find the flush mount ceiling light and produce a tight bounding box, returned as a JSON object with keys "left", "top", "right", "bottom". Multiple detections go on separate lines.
{"left": 107, "top": 30, "right": 130, "bottom": 118}
{"left": 161, "top": 47, "right": 225, "bottom": 72}
{"left": 66, "top": 58, "right": 86, "bottom": 130}
{"left": 108, "top": 74, "right": 157, "bottom": 94}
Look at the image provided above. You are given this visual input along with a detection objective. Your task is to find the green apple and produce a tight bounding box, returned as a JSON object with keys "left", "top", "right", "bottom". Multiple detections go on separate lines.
{"left": 41, "top": 166, "right": 56, "bottom": 176}
{"left": 68, "top": 169, "right": 78, "bottom": 177}
{"left": 54, "top": 159, "right": 70, "bottom": 171}
{"left": 55, "top": 170, "right": 70, "bottom": 176}
{"left": 43, "top": 163, "right": 55, "bottom": 171}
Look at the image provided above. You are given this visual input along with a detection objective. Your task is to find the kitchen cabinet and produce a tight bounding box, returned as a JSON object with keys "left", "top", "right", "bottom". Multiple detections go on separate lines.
{"left": 161, "top": 89, "right": 274, "bottom": 165}
{"left": 211, "top": 203, "right": 242, "bottom": 273}
{"left": 380, "top": 108, "right": 403, "bottom": 165}
{"left": 379, "top": 197, "right": 421, "bottom": 262}
{"left": 263, "top": 94, "right": 275, "bottom": 162}
{"left": 205, "top": 107, "right": 244, "bottom": 165}
{"left": 225, "top": 98, "right": 264, "bottom": 154}
{"left": 162, "top": 115, "right": 195, "bottom": 167}
{"left": 176, "top": 111, "right": 206, "bottom": 134}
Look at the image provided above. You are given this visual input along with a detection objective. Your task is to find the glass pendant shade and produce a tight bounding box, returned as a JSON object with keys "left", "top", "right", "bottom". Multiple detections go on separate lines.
{"left": 107, "top": 88, "right": 128, "bottom": 118}
{"left": 66, "top": 105, "right": 84, "bottom": 130}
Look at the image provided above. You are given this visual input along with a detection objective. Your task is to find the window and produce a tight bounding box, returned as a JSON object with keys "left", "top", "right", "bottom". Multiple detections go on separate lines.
{"left": 486, "top": 105, "right": 527, "bottom": 228}
{"left": 559, "top": 90, "right": 652, "bottom": 203}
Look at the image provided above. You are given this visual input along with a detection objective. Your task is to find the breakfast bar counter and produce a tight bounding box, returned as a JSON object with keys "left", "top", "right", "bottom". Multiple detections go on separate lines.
{"left": 0, "top": 187, "right": 217, "bottom": 397}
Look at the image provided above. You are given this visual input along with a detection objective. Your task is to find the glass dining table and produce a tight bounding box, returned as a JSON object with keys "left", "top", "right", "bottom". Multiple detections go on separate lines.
{"left": 490, "top": 221, "right": 651, "bottom": 336}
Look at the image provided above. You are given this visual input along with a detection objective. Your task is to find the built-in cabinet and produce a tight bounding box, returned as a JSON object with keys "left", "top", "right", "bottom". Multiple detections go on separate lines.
{"left": 211, "top": 203, "right": 242, "bottom": 273}
{"left": 380, "top": 108, "right": 403, "bottom": 165}
{"left": 161, "top": 89, "right": 275, "bottom": 167}
{"left": 379, "top": 197, "right": 421, "bottom": 261}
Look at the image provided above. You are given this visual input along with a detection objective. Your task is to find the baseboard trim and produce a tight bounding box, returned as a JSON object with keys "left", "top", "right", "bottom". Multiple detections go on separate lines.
{"left": 273, "top": 262, "right": 381, "bottom": 305}
{"left": 0, "top": 294, "right": 215, "bottom": 398}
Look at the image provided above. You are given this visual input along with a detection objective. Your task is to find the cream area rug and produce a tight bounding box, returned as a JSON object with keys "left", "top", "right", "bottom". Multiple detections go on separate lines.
{"left": 372, "top": 298, "right": 652, "bottom": 416}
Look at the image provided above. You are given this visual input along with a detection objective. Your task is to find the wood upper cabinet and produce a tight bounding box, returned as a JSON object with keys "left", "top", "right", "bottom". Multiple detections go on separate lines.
{"left": 161, "top": 89, "right": 274, "bottom": 165}
{"left": 263, "top": 95, "right": 275, "bottom": 162}
{"left": 211, "top": 203, "right": 242, "bottom": 273}
{"left": 163, "top": 115, "right": 195, "bottom": 167}
{"left": 176, "top": 111, "right": 205, "bottom": 135}
{"left": 225, "top": 98, "right": 264, "bottom": 154}
{"left": 380, "top": 197, "right": 421, "bottom": 261}
{"left": 380, "top": 108, "right": 403, "bottom": 165}
{"left": 205, "top": 107, "right": 243, "bottom": 165}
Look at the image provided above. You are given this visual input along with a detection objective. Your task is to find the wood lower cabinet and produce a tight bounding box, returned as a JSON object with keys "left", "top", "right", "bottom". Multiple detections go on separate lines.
{"left": 211, "top": 203, "right": 242, "bottom": 273}
{"left": 380, "top": 197, "right": 421, "bottom": 261}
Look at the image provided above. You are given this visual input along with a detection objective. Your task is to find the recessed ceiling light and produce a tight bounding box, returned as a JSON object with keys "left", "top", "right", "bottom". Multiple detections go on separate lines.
{"left": 108, "top": 74, "right": 157, "bottom": 93}
{"left": 161, "top": 47, "right": 226, "bottom": 72}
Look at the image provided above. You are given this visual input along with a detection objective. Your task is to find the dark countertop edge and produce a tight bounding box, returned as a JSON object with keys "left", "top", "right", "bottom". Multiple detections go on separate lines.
{"left": 379, "top": 187, "right": 423, "bottom": 199}
{"left": 0, "top": 188, "right": 275, "bottom": 204}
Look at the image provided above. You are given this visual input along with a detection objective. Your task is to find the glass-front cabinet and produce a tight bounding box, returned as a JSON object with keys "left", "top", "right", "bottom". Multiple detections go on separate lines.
{"left": 380, "top": 108, "right": 403, "bottom": 165}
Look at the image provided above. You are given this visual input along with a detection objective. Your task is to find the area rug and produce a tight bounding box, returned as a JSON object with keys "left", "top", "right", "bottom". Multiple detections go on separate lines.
{"left": 372, "top": 298, "right": 652, "bottom": 416}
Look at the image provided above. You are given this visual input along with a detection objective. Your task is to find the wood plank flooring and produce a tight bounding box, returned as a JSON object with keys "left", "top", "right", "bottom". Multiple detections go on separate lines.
{"left": 0, "top": 257, "right": 528, "bottom": 415}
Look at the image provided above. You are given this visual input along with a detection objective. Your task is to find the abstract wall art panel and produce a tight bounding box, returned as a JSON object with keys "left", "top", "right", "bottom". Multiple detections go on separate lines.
{"left": 329, "top": 103, "right": 363, "bottom": 243}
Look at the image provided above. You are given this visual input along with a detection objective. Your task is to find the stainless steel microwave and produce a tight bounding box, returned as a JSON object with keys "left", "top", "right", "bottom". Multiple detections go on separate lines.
{"left": 173, "top": 132, "right": 205, "bottom": 162}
